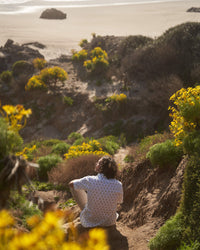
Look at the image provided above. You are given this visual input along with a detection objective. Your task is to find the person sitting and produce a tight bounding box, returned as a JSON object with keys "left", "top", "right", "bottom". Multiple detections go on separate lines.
{"left": 69, "top": 156, "right": 123, "bottom": 229}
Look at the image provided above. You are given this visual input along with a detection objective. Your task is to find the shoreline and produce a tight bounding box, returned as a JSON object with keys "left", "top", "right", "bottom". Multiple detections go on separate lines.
{"left": 0, "top": 0, "right": 200, "bottom": 60}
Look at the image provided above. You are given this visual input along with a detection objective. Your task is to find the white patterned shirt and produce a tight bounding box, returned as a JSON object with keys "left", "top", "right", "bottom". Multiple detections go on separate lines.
{"left": 73, "top": 173, "right": 123, "bottom": 228}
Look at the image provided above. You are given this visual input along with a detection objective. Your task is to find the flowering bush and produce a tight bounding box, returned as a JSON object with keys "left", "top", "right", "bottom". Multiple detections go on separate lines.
{"left": 0, "top": 102, "right": 32, "bottom": 159}
{"left": 25, "top": 66, "right": 68, "bottom": 90}
{"left": 169, "top": 86, "right": 200, "bottom": 146}
{"left": 106, "top": 93, "right": 127, "bottom": 103}
{"left": 25, "top": 75, "right": 47, "bottom": 91}
{"left": 40, "top": 66, "right": 68, "bottom": 86}
{"left": 33, "top": 58, "right": 47, "bottom": 70}
{"left": 64, "top": 140, "right": 108, "bottom": 160}
{"left": 0, "top": 103, "right": 32, "bottom": 132}
{"left": 79, "top": 39, "right": 88, "bottom": 48}
{"left": 15, "top": 145, "right": 37, "bottom": 160}
{"left": 72, "top": 46, "right": 109, "bottom": 75}
{"left": 72, "top": 49, "right": 88, "bottom": 61}
{"left": 0, "top": 210, "right": 109, "bottom": 250}
{"left": 84, "top": 47, "right": 109, "bottom": 74}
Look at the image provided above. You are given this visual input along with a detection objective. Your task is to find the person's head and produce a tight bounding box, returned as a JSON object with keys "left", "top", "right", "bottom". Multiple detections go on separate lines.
{"left": 95, "top": 156, "right": 118, "bottom": 179}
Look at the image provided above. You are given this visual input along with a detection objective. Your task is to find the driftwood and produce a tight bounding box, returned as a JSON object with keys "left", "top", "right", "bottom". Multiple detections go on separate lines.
{"left": 0, "top": 155, "right": 39, "bottom": 208}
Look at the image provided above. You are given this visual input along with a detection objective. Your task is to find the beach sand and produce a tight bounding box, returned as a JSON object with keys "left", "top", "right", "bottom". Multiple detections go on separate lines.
{"left": 0, "top": 0, "right": 200, "bottom": 60}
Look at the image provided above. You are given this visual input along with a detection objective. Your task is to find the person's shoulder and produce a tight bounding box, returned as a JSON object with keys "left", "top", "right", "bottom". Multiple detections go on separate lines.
{"left": 113, "top": 179, "right": 122, "bottom": 187}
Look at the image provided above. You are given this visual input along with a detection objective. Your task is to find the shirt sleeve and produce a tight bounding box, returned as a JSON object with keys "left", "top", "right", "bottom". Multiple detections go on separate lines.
{"left": 72, "top": 176, "right": 90, "bottom": 191}
{"left": 118, "top": 183, "right": 123, "bottom": 204}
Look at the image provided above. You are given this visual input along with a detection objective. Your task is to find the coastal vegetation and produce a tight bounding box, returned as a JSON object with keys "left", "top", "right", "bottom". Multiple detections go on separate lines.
{"left": 0, "top": 21, "right": 200, "bottom": 249}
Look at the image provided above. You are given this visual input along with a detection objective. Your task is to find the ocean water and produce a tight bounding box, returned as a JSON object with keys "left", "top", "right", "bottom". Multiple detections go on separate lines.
{"left": 0, "top": 0, "right": 183, "bottom": 14}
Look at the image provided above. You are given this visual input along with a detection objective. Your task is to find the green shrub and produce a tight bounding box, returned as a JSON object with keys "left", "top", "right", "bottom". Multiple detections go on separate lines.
{"left": 63, "top": 96, "right": 74, "bottom": 106}
{"left": 146, "top": 139, "right": 183, "bottom": 168}
{"left": 37, "top": 154, "right": 62, "bottom": 181}
{"left": 0, "top": 118, "right": 23, "bottom": 160}
{"left": 42, "top": 139, "right": 63, "bottom": 147}
{"left": 179, "top": 241, "right": 200, "bottom": 250}
{"left": 67, "top": 132, "right": 84, "bottom": 144}
{"left": 51, "top": 142, "right": 70, "bottom": 156}
{"left": 149, "top": 212, "right": 184, "bottom": 250}
{"left": 32, "top": 181, "right": 67, "bottom": 191}
{"left": 124, "top": 155, "right": 134, "bottom": 163}
{"left": 12, "top": 60, "right": 34, "bottom": 77}
{"left": 183, "top": 131, "right": 200, "bottom": 156}
{"left": 98, "top": 135, "right": 120, "bottom": 155}
{"left": 0, "top": 70, "right": 12, "bottom": 84}
{"left": 8, "top": 192, "right": 42, "bottom": 228}
{"left": 181, "top": 155, "right": 200, "bottom": 242}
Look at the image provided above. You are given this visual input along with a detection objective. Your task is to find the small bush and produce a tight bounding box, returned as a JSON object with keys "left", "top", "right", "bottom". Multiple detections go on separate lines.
{"left": 181, "top": 155, "right": 200, "bottom": 242}
{"left": 33, "top": 58, "right": 47, "bottom": 70}
{"left": 12, "top": 60, "right": 34, "bottom": 77}
{"left": 146, "top": 139, "right": 183, "bottom": 168}
{"left": 72, "top": 49, "right": 88, "bottom": 61}
{"left": 79, "top": 39, "right": 88, "bottom": 48}
{"left": 0, "top": 118, "right": 23, "bottom": 160}
{"left": 98, "top": 135, "right": 120, "bottom": 155}
{"left": 64, "top": 140, "right": 108, "bottom": 160}
{"left": 149, "top": 212, "right": 184, "bottom": 250}
{"left": 63, "top": 96, "right": 74, "bottom": 106}
{"left": 25, "top": 75, "right": 47, "bottom": 90}
{"left": 179, "top": 241, "right": 200, "bottom": 250}
{"left": 0, "top": 70, "right": 12, "bottom": 84}
{"left": 48, "top": 154, "right": 99, "bottom": 185}
{"left": 67, "top": 132, "right": 84, "bottom": 144}
{"left": 183, "top": 131, "right": 200, "bottom": 156}
{"left": 106, "top": 93, "right": 127, "bottom": 104}
{"left": 37, "top": 154, "right": 62, "bottom": 181}
{"left": 51, "top": 142, "right": 71, "bottom": 156}
{"left": 8, "top": 192, "right": 42, "bottom": 228}
{"left": 40, "top": 66, "right": 68, "bottom": 86}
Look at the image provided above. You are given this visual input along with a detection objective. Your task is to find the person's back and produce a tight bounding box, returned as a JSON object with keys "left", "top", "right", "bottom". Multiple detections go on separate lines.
{"left": 69, "top": 156, "right": 123, "bottom": 228}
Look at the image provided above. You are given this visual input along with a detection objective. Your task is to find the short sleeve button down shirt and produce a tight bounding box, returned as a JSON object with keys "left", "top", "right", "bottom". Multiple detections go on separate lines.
{"left": 73, "top": 173, "right": 123, "bottom": 228}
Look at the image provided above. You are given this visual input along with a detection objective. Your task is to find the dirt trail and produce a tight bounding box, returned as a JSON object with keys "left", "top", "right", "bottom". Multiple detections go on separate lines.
{"left": 111, "top": 147, "right": 156, "bottom": 250}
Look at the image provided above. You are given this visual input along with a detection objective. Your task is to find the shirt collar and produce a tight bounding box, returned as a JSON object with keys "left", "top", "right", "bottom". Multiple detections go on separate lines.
{"left": 97, "top": 173, "right": 106, "bottom": 179}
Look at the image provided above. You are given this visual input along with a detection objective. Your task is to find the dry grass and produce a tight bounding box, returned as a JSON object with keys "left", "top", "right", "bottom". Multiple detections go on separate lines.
{"left": 48, "top": 155, "right": 101, "bottom": 185}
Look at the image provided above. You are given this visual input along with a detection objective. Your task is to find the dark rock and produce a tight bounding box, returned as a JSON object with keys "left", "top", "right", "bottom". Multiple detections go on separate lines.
{"left": 40, "top": 8, "right": 67, "bottom": 20}
{"left": 23, "top": 42, "right": 46, "bottom": 49}
{"left": 187, "top": 7, "right": 200, "bottom": 12}
{"left": 4, "top": 39, "right": 14, "bottom": 48}
{"left": 0, "top": 39, "right": 44, "bottom": 74}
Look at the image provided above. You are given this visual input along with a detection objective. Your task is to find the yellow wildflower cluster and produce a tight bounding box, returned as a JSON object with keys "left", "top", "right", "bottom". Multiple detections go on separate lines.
{"left": 84, "top": 47, "right": 109, "bottom": 72}
{"left": 33, "top": 58, "right": 47, "bottom": 70}
{"left": 25, "top": 75, "right": 47, "bottom": 90}
{"left": 109, "top": 93, "right": 127, "bottom": 103}
{"left": 0, "top": 210, "right": 109, "bottom": 250}
{"left": 169, "top": 86, "right": 200, "bottom": 146}
{"left": 0, "top": 102, "right": 32, "bottom": 132}
{"left": 64, "top": 140, "right": 108, "bottom": 160}
{"left": 15, "top": 144, "right": 37, "bottom": 159}
{"left": 72, "top": 46, "right": 109, "bottom": 73}
{"left": 72, "top": 49, "right": 88, "bottom": 61}
{"left": 25, "top": 66, "right": 68, "bottom": 90}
